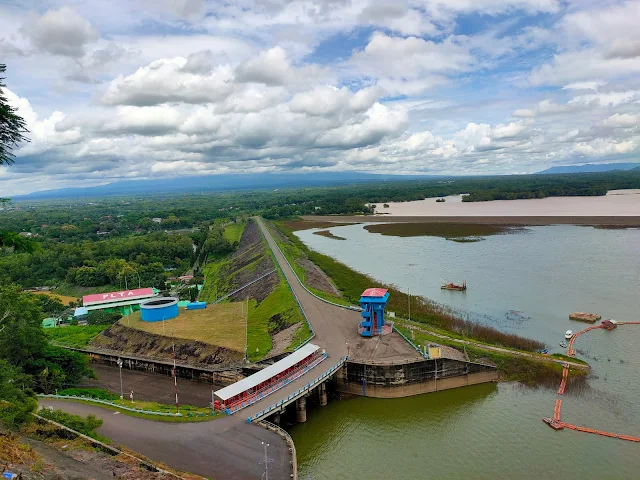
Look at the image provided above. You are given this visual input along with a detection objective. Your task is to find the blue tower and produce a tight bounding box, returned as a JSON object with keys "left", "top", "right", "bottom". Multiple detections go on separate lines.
{"left": 359, "top": 288, "right": 390, "bottom": 337}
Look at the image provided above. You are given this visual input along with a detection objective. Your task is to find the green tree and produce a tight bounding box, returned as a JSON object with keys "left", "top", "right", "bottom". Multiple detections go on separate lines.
{"left": 0, "top": 64, "right": 29, "bottom": 165}
{"left": 0, "top": 230, "right": 39, "bottom": 253}
{"left": 0, "top": 359, "right": 37, "bottom": 427}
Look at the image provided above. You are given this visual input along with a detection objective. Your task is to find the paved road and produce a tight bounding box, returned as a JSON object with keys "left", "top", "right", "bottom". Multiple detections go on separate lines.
{"left": 39, "top": 399, "right": 290, "bottom": 480}
{"left": 237, "top": 218, "right": 420, "bottom": 420}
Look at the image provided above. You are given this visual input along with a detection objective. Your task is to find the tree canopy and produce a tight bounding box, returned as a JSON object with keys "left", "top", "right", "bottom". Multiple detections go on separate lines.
{"left": 0, "top": 64, "right": 29, "bottom": 166}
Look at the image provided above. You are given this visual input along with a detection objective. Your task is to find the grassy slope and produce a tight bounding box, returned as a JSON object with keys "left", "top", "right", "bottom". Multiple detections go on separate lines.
{"left": 46, "top": 325, "right": 109, "bottom": 347}
{"left": 201, "top": 219, "right": 310, "bottom": 362}
{"left": 223, "top": 222, "right": 246, "bottom": 244}
{"left": 121, "top": 304, "right": 245, "bottom": 353}
{"left": 51, "top": 387, "right": 216, "bottom": 423}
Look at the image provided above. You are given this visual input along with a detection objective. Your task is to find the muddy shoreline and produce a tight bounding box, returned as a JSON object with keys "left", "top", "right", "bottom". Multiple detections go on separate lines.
{"left": 302, "top": 215, "right": 640, "bottom": 226}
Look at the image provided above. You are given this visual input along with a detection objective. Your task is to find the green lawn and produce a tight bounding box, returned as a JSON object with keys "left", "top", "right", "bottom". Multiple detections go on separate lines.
{"left": 47, "top": 388, "right": 217, "bottom": 423}
{"left": 223, "top": 222, "right": 246, "bottom": 244}
{"left": 247, "top": 268, "right": 308, "bottom": 362}
{"left": 46, "top": 325, "right": 109, "bottom": 347}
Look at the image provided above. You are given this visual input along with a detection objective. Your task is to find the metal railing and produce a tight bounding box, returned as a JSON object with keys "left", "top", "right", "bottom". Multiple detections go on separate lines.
{"left": 33, "top": 413, "right": 187, "bottom": 479}
{"left": 258, "top": 420, "right": 298, "bottom": 480}
{"left": 246, "top": 356, "right": 349, "bottom": 423}
{"left": 393, "top": 325, "right": 430, "bottom": 360}
{"left": 213, "top": 269, "right": 277, "bottom": 303}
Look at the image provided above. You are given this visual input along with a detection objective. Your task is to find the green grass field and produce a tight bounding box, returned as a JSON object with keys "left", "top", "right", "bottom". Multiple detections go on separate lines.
{"left": 46, "top": 325, "right": 110, "bottom": 347}
{"left": 120, "top": 304, "right": 246, "bottom": 352}
{"left": 223, "top": 222, "right": 246, "bottom": 244}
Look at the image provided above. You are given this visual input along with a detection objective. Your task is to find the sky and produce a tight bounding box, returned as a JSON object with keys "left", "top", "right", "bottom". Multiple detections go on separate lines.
{"left": 1, "top": 0, "right": 640, "bottom": 195}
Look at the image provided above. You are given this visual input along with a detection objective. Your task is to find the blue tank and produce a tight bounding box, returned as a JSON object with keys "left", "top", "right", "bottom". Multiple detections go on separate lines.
{"left": 140, "top": 297, "right": 179, "bottom": 322}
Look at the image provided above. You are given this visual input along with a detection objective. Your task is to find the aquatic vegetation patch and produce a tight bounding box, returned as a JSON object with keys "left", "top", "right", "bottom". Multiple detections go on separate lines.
{"left": 364, "top": 222, "right": 527, "bottom": 240}
{"left": 313, "top": 230, "right": 346, "bottom": 240}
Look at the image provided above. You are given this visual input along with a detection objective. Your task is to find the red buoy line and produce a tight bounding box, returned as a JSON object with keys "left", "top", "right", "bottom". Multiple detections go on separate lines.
{"left": 543, "top": 321, "right": 640, "bottom": 442}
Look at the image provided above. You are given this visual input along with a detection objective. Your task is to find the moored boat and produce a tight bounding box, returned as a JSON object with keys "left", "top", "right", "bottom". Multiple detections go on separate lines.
{"left": 565, "top": 330, "right": 573, "bottom": 340}
{"left": 559, "top": 341, "right": 568, "bottom": 348}
{"left": 441, "top": 281, "right": 467, "bottom": 291}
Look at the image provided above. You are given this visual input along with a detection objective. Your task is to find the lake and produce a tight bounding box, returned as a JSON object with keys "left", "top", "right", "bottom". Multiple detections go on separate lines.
{"left": 373, "top": 190, "right": 640, "bottom": 216}
{"left": 289, "top": 223, "right": 640, "bottom": 480}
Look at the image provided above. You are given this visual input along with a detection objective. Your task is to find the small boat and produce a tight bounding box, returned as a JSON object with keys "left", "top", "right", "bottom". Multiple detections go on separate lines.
{"left": 565, "top": 330, "right": 573, "bottom": 340}
{"left": 441, "top": 281, "right": 466, "bottom": 291}
{"left": 435, "top": 198, "right": 446, "bottom": 203}
{"left": 559, "top": 341, "right": 568, "bottom": 348}
{"left": 539, "top": 348, "right": 549, "bottom": 355}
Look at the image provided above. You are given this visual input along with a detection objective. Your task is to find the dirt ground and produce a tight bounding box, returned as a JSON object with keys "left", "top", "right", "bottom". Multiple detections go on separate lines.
{"left": 296, "top": 257, "right": 341, "bottom": 296}
{"left": 1, "top": 429, "right": 181, "bottom": 480}
{"left": 90, "top": 323, "right": 244, "bottom": 366}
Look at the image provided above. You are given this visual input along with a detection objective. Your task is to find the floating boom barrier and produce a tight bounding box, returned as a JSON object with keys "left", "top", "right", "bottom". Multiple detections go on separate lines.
{"left": 544, "top": 321, "right": 640, "bottom": 443}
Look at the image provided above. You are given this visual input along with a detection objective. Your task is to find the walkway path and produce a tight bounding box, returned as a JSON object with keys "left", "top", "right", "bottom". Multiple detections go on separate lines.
{"left": 398, "top": 320, "right": 590, "bottom": 370}
{"left": 39, "top": 399, "right": 291, "bottom": 480}
{"left": 543, "top": 321, "right": 640, "bottom": 442}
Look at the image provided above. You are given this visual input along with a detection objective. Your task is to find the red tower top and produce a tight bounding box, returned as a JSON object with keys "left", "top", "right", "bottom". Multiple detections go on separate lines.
{"left": 361, "top": 288, "right": 388, "bottom": 297}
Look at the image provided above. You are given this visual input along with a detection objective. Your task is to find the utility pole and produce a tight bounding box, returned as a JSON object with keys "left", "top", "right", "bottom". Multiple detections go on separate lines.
{"left": 245, "top": 298, "right": 249, "bottom": 364}
{"left": 172, "top": 341, "right": 179, "bottom": 414}
{"left": 261, "top": 442, "right": 270, "bottom": 480}
{"left": 116, "top": 358, "right": 124, "bottom": 399}
{"left": 408, "top": 288, "right": 411, "bottom": 322}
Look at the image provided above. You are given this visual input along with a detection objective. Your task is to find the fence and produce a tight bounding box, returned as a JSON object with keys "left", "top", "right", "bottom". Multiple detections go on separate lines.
{"left": 258, "top": 420, "right": 298, "bottom": 480}
{"left": 33, "top": 413, "right": 187, "bottom": 479}
{"left": 212, "top": 269, "right": 277, "bottom": 304}
{"left": 37, "top": 394, "right": 205, "bottom": 418}
{"left": 246, "top": 356, "right": 349, "bottom": 423}
{"left": 393, "top": 325, "right": 430, "bottom": 360}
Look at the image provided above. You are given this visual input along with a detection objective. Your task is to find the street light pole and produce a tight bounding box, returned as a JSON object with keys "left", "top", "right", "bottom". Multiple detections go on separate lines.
{"left": 408, "top": 287, "right": 411, "bottom": 322}
{"left": 116, "top": 358, "right": 124, "bottom": 399}
{"left": 262, "top": 442, "right": 269, "bottom": 480}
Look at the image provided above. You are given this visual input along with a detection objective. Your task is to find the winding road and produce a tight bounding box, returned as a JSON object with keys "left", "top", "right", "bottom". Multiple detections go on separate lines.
{"left": 39, "top": 399, "right": 290, "bottom": 480}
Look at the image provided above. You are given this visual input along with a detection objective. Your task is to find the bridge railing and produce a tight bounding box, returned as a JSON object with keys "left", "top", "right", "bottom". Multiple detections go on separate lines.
{"left": 246, "top": 356, "right": 349, "bottom": 423}
{"left": 223, "top": 353, "right": 328, "bottom": 415}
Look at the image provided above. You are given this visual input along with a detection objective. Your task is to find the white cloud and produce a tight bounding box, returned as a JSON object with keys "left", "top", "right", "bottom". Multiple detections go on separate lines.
{"left": 20, "top": 7, "right": 98, "bottom": 58}
{"left": 2, "top": 0, "right": 640, "bottom": 194}
{"left": 602, "top": 113, "right": 640, "bottom": 128}
{"left": 562, "top": 81, "right": 605, "bottom": 91}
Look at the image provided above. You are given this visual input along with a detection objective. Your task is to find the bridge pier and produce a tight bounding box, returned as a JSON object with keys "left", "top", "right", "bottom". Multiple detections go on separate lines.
{"left": 318, "top": 383, "right": 327, "bottom": 406}
{"left": 296, "top": 397, "right": 307, "bottom": 423}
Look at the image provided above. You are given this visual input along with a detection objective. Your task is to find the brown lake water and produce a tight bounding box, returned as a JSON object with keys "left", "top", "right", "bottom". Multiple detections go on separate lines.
{"left": 289, "top": 224, "right": 640, "bottom": 480}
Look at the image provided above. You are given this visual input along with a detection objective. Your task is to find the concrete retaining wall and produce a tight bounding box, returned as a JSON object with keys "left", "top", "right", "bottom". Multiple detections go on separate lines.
{"left": 336, "top": 358, "right": 497, "bottom": 398}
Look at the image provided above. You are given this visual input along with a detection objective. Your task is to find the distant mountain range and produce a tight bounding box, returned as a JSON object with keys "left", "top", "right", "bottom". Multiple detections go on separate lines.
{"left": 13, "top": 172, "right": 433, "bottom": 201}
{"left": 538, "top": 162, "right": 640, "bottom": 174}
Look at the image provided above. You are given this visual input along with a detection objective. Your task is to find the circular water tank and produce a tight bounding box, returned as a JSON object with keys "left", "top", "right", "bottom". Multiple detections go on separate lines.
{"left": 140, "top": 297, "right": 179, "bottom": 322}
